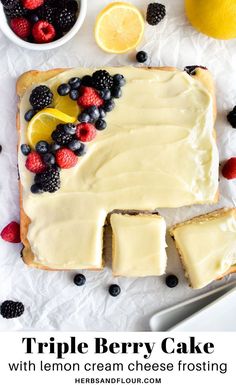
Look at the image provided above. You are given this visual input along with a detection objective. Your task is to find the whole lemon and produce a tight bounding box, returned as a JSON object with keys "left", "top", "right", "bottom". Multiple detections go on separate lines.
{"left": 185, "top": 0, "right": 236, "bottom": 39}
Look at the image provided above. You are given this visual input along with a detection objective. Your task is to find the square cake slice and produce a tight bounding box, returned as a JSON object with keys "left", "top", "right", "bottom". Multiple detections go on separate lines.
{"left": 170, "top": 208, "right": 236, "bottom": 289}
{"left": 110, "top": 213, "right": 167, "bottom": 277}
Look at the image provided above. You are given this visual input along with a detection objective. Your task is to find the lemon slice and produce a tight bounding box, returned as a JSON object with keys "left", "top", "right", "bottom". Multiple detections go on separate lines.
{"left": 95, "top": 2, "right": 144, "bottom": 53}
{"left": 52, "top": 84, "right": 81, "bottom": 117}
{"left": 27, "top": 108, "right": 76, "bottom": 148}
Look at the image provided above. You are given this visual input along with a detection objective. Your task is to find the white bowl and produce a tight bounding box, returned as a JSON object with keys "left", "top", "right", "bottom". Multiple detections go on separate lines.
{"left": 0, "top": 0, "right": 87, "bottom": 50}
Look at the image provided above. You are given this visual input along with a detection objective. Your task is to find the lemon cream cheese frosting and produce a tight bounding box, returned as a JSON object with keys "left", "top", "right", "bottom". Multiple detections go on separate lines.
{"left": 110, "top": 213, "right": 167, "bottom": 277}
{"left": 18, "top": 67, "right": 219, "bottom": 270}
{"left": 170, "top": 209, "right": 236, "bottom": 289}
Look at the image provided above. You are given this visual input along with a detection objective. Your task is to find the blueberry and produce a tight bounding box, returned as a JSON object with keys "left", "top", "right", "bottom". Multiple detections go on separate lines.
{"left": 35, "top": 140, "right": 49, "bottom": 154}
{"left": 68, "top": 77, "right": 81, "bottom": 90}
{"left": 24, "top": 109, "right": 37, "bottom": 122}
{"left": 50, "top": 142, "right": 61, "bottom": 152}
{"left": 68, "top": 139, "right": 81, "bottom": 152}
{"left": 74, "top": 273, "right": 86, "bottom": 286}
{"left": 95, "top": 119, "right": 107, "bottom": 131}
{"left": 165, "top": 275, "right": 179, "bottom": 288}
{"left": 113, "top": 74, "right": 126, "bottom": 87}
{"left": 81, "top": 75, "right": 94, "bottom": 87}
{"left": 31, "top": 183, "right": 43, "bottom": 194}
{"left": 99, "top": 89, "right": 111, "bottom": 101}
{"left": 0, "top": 144, "right": 2, "bottom": 154}
{"left": 74, "top": 143, "right": 86, "bottom": 156}
{"left": 43, "top": 153, "right": 56, "bottom": 166}
{"left": 99, "top": 108, "right": 106, "bottom": 119}
{"left": 86, "top": 106, "right": 100, "bottom": 121}
{"left": 63, "top": 123, "right": 76, "bottom": 135}
{"left": 111, "top": 87, "right": 122, "bottom": 99}
{"left": 136, "top": 51, "right": 148, "bottom": 63}
{"left": 29, "top": 14, "right": 39, "bottom": 23}
{"left": 103, "top": 99, "right": 115, "bottom": 112}
{"left": 57, "top": 83, "right": 71, "bottom": 96}
{"left": 69, "top": 89, "right": 79, "bottom": 101}
{"left": 109, "top": 284, "right": 121, "bottom": 297}
{"left": 78, "top": 112, "right": 91, "bottom": 123}
{"left": 20, "top": 144, "right": 31, "bottom": 156}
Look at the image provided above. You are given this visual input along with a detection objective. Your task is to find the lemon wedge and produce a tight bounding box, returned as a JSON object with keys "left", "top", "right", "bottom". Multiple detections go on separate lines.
{"left": 95, "top": 2, "right": 144, "bottom": 53}
{"left": 27, "top": 108, "right": 76, "bottom": 148}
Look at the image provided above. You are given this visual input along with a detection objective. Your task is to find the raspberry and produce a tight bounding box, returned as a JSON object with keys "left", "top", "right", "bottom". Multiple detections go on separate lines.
{"left": 0, "top": 301, "right": 24, "bottom": 319}
{"left": 25, "top": 151, "right": 46, "bottom": 173}
{"left": 222, "top": 157, "right": 236, "bottom": 180}
{"left": 55, "top": 148, "right": 78, "bottom": 169}
{"left": 1, "top": 221, "right": 20, "bottom": 243}
{"left": 22, "top": 0, "right": 44, "bottom": 10}
{"left": 76, "top": 123, "right": 97, "bottom": 142}
{"left": 32, "top": 20, "right": 56, "bottom": 43}
{"left": 10, "top": 17, "right": 31, "bottom": 39}
{"left": 77, "top": 87, "right": 104, "bottom": 108}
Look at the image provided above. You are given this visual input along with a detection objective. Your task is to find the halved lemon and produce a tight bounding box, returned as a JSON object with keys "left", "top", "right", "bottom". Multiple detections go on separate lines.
{"left": 95, "top": 2, "right": 144, "bottom": 53}
{"left": 27, "top": 108, "right": 76, "bottom": 148}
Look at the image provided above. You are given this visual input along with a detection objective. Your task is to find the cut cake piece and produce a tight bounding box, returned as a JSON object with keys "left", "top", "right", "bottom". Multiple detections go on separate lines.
{"left": 170, "top": 208, "right": 236, "bottom": 289}
{"left": 110, "top": 213, "right": 167, "bottom": 277}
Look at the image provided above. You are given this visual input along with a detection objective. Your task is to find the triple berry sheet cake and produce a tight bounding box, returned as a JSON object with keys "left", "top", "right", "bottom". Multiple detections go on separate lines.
{"left": 17, "top": 66, "right": 219, "bottom": 271}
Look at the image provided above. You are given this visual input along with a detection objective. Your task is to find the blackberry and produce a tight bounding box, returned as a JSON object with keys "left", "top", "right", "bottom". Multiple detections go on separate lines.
{"left": 146, "top": 3, "right": 166, "bottom": 26}
{"left": 227, "top": 107, "right": 236, "bottom": 128}
{"left": 1, "top": 0, "right": 18, "bottom": 8}
{"left": 4, "top": 2, "right": 27, "bottom": 18}
{"left": 36, "top": 5, "right": 56, "bottom": 24}
{"left": 58, "top": 0, "right": 78, "bottom": 13}
{"left": 92, "top": 70, "right": 114, "bottom": 90}
{"left": 51, "top": 124, "right": 73, "bottom": 145}
{"left": 0, "top": 300, "right": 24, "bottom": 319}
{"left": 29, "top": 85, "right": 53, "bottom": 110}
{"left": 55, "top": 8, "right": 76, "bottom": 33}
{"left": 81, "top": 75, "right": 94, "bottom": 87}
{"left": 35, "top": 167, "right": 60, "bottom": 193}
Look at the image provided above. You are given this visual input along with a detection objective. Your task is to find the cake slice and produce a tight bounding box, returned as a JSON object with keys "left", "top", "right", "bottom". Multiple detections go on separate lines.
{"left": 110, "top": 213, "right": 167, "bottom": 277}
{"left": 170, "top": 208, "right": 236, "bottom": 289}
{"left": 17, "top": 66, "right": 219, "bottom": 270}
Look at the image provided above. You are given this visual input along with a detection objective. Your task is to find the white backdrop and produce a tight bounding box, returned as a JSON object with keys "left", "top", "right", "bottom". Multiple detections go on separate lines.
{"left": 0, "top": 0, "right": 236, "bottom": 331}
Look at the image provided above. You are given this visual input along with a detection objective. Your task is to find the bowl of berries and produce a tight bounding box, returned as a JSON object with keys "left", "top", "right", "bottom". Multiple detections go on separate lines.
{"left": 0, "top": 0, "right": 87, "bottom": 50}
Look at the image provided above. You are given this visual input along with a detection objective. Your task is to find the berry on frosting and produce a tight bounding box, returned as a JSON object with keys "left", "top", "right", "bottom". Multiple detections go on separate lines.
{"left": 29, "top": 85, "right": 53, "bottom": 110}
{"left": 57, "top": 83, "right": 71, "bottom": 96}
{"left": 222, "top": 157, "right": 236, "bottom": 180}
{"left": 22, "top": 0, "right": 44, "bottom": 10}
{"left": 51, "top": 124, "right": 74, "bottom": 146}
{"left": 76, "top": 123, "right": 97, "bottom": 142}
{"left": 35, "top": 167, "right": 61, "bottom": 193}
{"left": 77, "top": 87, "right": 104, "bottom": 108}
{"left": 146, "top": 3, "right": 166, "bottom": 26}
{"left": 1, "top": 0, "right": 18, "bottom": 8}
{"left": 0, "top": 300, "right": 24, "bottom": 319}
{"left": 25, "top": 151, "right": 46, "bottom": 173}
{"left": 1, "top": 221, "right": 20, "bottom": 243}
{"left": 32, "top": 20, "right": 56, "bottom": 43}
{"left": 92, "top": 70, "right": 114, "bottom": 90}
{"left": 10, "top": 17, "right": 31, "bottom": 39}
{"left": 55, "top": 148, "right": 78, "bottom": 169}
